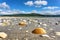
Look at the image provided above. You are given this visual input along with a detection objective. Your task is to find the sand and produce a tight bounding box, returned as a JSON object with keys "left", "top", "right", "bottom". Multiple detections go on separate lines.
{"left": 0, "top": 17, "right": 60, "bottom": 40}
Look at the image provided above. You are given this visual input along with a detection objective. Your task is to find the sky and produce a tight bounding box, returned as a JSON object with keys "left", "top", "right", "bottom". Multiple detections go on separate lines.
{"left": 0, "top": 0, "right": 60, "bottom": 15}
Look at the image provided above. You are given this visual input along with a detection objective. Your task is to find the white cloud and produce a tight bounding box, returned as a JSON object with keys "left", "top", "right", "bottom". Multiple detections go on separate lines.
{"left": 0, "top": 2, "right": 10, "bottom": 9}
{"left": 39, "top": 10, "right": 60, "bottom": 15}
{"left": 34, "top": 0, "right": 47, "bottom": 6}
{"left": 43, "top": 6, "right": 59, "bottom": 9}
{"left": 40, "top": 11, "right": 56, "bottom": 15}
{"left": 24, "top": 1, "right": 33, "bottom": 6}
{"left": 0, "top": 9, "right": 60, "bottom": 15}
{"left": 24, "top": 0, "right": 47, "bottom": 7}
{"left": 0, "top": 9, "right": 28, "bottom": 15}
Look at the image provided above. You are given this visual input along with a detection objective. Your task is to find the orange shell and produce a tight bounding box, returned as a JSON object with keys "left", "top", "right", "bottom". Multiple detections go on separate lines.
{"left": 32, "top": 28, "right": 46, "bottom": 34}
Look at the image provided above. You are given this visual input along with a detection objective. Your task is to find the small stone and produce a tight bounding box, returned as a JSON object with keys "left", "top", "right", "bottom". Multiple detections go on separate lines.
{"left": 55, "top": 32, "right": 60, "bottom": 36}
{"left": 38, "top": 25, "right": 41, "bottom": 27}
{"left": 55, "top": 22, "right": 58, "bottom": 25}
{"left": 23, "top": 38, "right": 28, "bottom": 40}
{"left": 26, "top": 30, "right": 29, "bottom": 33}
{"left": 19, "top": 27, "right": 22, "bottom": 30}
{"left": 23, "top": 20, "right": 27, "bottom": 22}
{"left": 28, "top": 21, "right": 31, "bottom": 24}
{"left": 33, "top": 20, "right": 38, "bottom": 23}
{"left": 0, "top": 32, "right": 7, "bottom": 38}
{"left": 43, "top": 24, "right": 47, "bottom": 26}
{"left": 51, "top": 36, "right": 56, "bottom": 38}
{"left": 16, "top": 38, "right": 19, "bottom": 40}
{"left": 40, "top": 22, "right": 42, "bottom": 24}
{"left": 49, "top": 28, "right": 54, "bottom": 31}
{"left": 8, "top": 29, "right": 11, "bottom": 31}
{"left": 42, "top": 34, "right": 50, "bottom": 38}
{"left": 38, "top": 22, "right": 42, "bottom": 25}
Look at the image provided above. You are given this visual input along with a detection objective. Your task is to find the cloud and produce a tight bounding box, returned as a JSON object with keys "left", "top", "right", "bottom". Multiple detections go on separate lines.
{"left": 43, "top": 6, "right": 59, "bottom": 9}
{"left": 39, "top": 10, "right": 60, "bottom": 15}
{"left": 0, "top": 2, "right": 10, "bottom": 9}
{"left": 0, "top": 9, "right": 28, "bottom": 15}
{"left": 0, "top": 9, "right": 60, "bottom": 15}
{"left": 24, "top": 0, "right": 48, "bottom": 7}
{"left": 0, "top": 2, "right": 26, "bottom": 15}
{"left": 40, "top": 11, "right": 55, "bottom": 15}
{"left": 34, "top": 0, "right": 47, "bottom": 6}
{"left": 24, "top": 1, "right": 33, "bottom": 6}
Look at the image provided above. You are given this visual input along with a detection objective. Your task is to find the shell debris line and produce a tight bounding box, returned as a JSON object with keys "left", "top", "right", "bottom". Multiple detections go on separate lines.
{"left": 0, "top": 32, "right": 7, "bottom": 38}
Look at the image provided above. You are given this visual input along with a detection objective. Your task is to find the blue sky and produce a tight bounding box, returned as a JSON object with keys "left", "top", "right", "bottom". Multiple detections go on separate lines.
{"left": 0, "top": 0, "right": 60, "bottom": 15}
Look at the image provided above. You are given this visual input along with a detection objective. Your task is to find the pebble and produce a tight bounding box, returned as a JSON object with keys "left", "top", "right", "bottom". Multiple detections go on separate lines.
{"left": 33, "top": 20, "right": 38, "bottom": 23}
{"left": 19, "top": 27, "right": 22, "bottom": 30}
{"left": 55, "top": 22, "right": 58, "bottom": 25}
{"left": 38, "top": 25, "right": 41, "bottom": 27}
{"left": 55, "top": 32, "right": 60, "bottom": 36}
{"left": 16, "top": 38, "right": 19, "bottom": 40}
{"left": 42, "top": 34, "right": 50, "bottom": 38}
{"left": 51, "top": 36, "right": 56, "bottom": 38}
{"left": 23, "top": 20, "right": 27, "bottom": 22}
{"left": 0, "top": 32, "right": 7, "bottom": 38}
{"left": 28, "top": 21, "right": 31, "bottom": 24}
{"left": 43, "top": 24, "right": 47, "bottom": 26}
{"left": 23, "top": 38, "right": 28, "bottom": 40}
{"left": 26, "top": 30, "right": 29, "bottom": 33}
{"left": 49, "top": 28, "right": 54, "bottom": 31}
{"left": 8, "top": 29, "right": 11, "bottom": 31}
{"left": 39, "top": 22, "right": 42, "bottom": 24}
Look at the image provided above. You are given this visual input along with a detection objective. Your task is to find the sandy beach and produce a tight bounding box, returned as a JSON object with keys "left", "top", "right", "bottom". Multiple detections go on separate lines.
{"left": 0, "top": 17, "right": 60, "bottom": 40}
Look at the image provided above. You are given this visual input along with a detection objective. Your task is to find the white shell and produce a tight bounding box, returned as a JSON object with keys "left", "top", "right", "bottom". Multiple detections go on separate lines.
{"left": 0, "top": 32, "right": 7, "bottom": 38}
